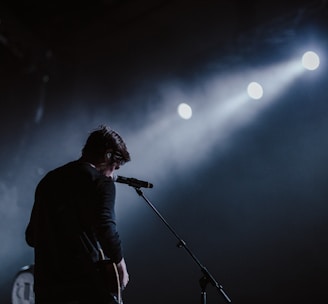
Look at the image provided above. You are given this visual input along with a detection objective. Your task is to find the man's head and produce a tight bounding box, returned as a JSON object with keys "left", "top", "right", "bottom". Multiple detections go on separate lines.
{"left": 81, "top": 125, "right": 130, "bottom": 171}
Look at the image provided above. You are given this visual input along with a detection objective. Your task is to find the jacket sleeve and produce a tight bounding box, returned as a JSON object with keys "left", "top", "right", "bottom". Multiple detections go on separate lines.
{"left": 94, "top": 177, "right": 123, "bottom": 263}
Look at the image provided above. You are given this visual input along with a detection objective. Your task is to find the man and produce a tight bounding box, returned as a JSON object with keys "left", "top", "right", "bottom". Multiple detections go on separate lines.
{"left": 25, "top": 125, "right": 130, "bottom": 304}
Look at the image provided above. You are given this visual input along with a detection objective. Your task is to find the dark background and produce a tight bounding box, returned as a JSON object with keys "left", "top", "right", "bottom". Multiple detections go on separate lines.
{"left": 1, "top": 1, "right": 328, "bottom": 303}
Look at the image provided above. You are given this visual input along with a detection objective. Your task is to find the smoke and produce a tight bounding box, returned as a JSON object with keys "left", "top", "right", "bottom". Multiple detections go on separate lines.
{"left": 0, "top": 180, "right": 34, "bottom": 303}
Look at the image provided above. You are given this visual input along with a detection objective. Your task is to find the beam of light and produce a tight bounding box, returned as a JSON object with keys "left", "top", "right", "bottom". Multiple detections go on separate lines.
{"left": 302, "top": 51, "right": 320, "bottom": 70}
{"left": 117, "top": 57, "right": 307, "bottom": 206}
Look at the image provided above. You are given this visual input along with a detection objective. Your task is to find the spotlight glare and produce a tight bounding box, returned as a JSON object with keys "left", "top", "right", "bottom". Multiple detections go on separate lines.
{"left": 177, "top": 103, "right": 192, "bottom": 120}
{"left": 302, "top": 51, "right": 320, "bottom": 70}
{"left": 247, "top": 82, "right": 263, "bottom": 100}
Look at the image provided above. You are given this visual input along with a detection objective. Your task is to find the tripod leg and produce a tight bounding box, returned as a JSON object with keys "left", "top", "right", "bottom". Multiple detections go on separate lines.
{"left": 201, "top": 290, "right": 207, "bottom": 304}
{"left": 200, "top": 276, "right": 208, "bottom": 304}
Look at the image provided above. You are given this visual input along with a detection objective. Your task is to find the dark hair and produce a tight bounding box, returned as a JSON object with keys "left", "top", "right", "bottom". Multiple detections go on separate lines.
{"left": 82, "top": 125, "right": 130, "bottom": 164}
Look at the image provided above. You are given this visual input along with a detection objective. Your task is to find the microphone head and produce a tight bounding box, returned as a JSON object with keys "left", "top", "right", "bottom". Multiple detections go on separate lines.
{"left": 147, "top": 182, "right": 154, "bottom": 188}
{"left": 113, "top": 175, "right": 153, "bottom": 188}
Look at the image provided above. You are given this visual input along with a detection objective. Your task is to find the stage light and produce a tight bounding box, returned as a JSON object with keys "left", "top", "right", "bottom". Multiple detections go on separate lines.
{"left": 302, "top": 51, "right": 320, "bottom": 70}
{"left": 247, "top": 82, "right": 263, "bottom": 100}
{"left": 177, "top": 103, "right": 193, "bottom": 120}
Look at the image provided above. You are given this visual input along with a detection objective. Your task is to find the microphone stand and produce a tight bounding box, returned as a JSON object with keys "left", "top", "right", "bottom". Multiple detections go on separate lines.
{"left": 133, "top": 187, "right": 232, "bottom": 304}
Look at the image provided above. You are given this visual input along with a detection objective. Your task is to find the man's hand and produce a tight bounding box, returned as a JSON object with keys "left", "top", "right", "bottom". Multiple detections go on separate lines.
{"left": 116, "top": 258, "right": 129, "bottom": 290}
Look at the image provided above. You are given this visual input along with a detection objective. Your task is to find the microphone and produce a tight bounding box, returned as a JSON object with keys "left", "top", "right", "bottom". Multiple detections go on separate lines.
{"left": 114, "top": 175, "right": 153, "bottom": 188}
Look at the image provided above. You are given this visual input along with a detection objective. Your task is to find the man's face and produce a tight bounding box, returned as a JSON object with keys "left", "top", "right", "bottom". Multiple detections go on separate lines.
{"left": 103, "top": 162, "right": 119, "bottom": 178}
{"left": 101, "top": 150, "right": 125, "bottom": 177}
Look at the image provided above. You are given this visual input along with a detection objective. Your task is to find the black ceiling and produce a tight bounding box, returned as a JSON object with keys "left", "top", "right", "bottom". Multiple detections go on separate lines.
{"left": 1, "top": 0, "right": 326, "bottom": 73}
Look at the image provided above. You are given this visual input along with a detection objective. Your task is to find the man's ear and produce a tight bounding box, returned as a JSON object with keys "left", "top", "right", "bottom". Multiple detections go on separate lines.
{"left": 106, "top": 152, "right": 112, "bottom": 161}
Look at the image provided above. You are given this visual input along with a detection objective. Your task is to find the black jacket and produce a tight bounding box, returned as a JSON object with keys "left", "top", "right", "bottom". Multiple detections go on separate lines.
{"left": 25, "top": 160, "right": 123, "bottom": 302}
